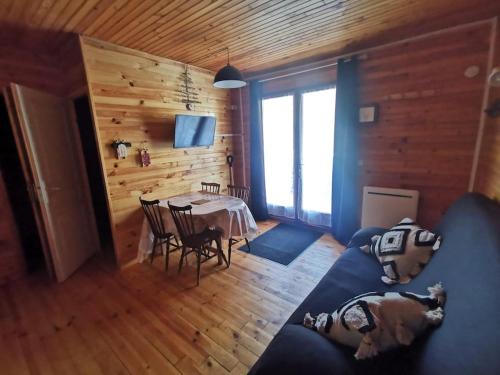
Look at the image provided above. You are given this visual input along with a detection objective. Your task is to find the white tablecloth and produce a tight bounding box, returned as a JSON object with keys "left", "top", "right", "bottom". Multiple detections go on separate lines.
{"left": 137, "top": 191, "right": 258, "bottom": 262}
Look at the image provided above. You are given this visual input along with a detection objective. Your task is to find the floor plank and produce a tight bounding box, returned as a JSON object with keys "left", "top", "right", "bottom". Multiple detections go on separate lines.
{"left": 0, "top": 220, "right": 344, "bottom": 374}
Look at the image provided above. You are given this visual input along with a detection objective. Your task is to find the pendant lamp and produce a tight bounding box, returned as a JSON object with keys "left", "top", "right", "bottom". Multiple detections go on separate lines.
{"left": 213, "top": 48, "right": 246, "bottom": 89}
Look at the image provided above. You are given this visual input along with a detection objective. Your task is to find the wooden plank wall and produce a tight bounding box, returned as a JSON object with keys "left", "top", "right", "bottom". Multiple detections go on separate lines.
{"left": 358, "top": 22, "right": 490, "bottom": 228}
{"left": 0, "top": 47, "right": 65, "bottom": 96}
{"left": 80, "top": 37, "right": 233, "bottom": 266}
{"left": 0, "top": 172, "right": 25, "bottom": 285}
{"left": 230, "top": 88, "right": 249, "bottom": 188}
{"left": 475, "top": 26, "right": 500, "bottom": 201}
{"left": 58, "top": 34, "right": 89, "bottom": 98}
{"left": 233, "top": 22, "right": 492, "bottom": 229}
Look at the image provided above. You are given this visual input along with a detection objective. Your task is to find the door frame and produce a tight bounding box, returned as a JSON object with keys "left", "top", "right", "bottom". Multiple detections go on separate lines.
{"left": 261, "top": 81, "right": 336, "bottom": 228}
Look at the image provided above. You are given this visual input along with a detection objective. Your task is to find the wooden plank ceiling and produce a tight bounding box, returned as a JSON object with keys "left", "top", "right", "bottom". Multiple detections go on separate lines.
{"left": 0, "top": 0, "right": 499, "bottom": 74}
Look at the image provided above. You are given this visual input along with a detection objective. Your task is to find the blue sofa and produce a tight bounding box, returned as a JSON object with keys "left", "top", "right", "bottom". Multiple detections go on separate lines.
{"left": 249, "top": 193, "right": 500, "bottom": 375}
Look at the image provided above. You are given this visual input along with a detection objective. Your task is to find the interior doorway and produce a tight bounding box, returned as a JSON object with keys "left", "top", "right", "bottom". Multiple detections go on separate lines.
{"left": 0, "top": 94, "right": 44, "bottom": 273}
{"left": 2, "top": 84, "right": 101, "bottom": 281}
{"left": 73, "top": 95, "right": 114, "bottom": 259}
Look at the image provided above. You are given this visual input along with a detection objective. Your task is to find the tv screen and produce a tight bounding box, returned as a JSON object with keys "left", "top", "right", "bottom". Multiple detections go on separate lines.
{"left": 174, "top": 115, "right": 216, "bottom": 148}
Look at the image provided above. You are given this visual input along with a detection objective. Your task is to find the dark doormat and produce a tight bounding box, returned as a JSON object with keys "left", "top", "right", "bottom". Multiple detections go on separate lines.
{"left": 238, "top": 223, "right": 323, "bottom": 265}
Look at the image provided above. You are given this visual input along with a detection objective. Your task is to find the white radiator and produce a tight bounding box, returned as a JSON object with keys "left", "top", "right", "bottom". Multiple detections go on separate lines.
{"left": 361, "top": 186, "right": 419, "bottom": 228}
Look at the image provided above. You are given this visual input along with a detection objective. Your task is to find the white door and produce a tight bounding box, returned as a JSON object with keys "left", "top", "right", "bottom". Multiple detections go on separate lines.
{"left": 6, "top": 84, "right": 99, "bottom": 282}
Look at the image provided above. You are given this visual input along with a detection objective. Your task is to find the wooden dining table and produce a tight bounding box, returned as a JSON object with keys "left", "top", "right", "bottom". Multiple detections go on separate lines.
{"left": 137, "top": 191, "right": 258, "bottom": 262}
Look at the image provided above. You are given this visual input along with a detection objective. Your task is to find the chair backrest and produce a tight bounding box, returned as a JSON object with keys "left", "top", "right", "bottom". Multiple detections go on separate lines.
{"left": 168, "top": 202, "right": 196, "bottom": 242}
{"left": 227, "top": 185, "right": 250, "bottom": 204}
{"left": 201, "top": 182, "right": 220, "bottom": 194}
{"left": 140, "top": 197, "right": 167, "bottom": 237}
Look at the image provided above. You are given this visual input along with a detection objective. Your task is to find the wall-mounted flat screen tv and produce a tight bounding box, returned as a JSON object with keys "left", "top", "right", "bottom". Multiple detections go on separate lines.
{"left": 173, "top": 115, "right": 216, "bottom": 148}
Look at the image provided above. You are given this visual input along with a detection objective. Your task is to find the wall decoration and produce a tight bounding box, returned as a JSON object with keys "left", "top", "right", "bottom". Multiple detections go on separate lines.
{"left": 139, "top": 145, "right": 151, "bottom": 167}
{"left": 176, "top": 65, "right": 202, "bottom": 110}
{"left": 359, "top": 104, "right": 379, "bottom": 124}
{"left": 111, "top": 140, "right": 131, "bottom": 159}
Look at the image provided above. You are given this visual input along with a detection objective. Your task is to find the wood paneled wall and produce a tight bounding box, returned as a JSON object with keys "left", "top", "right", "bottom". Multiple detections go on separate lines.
{"left": 475, "top": 25, "right": 500, "bottom": 201}
{"left": 230, "top": 88, "right": 249, "bottom": 188}
{"left": 80, "top": 37, "right": 233, "bottom": 266}
{"left": 0, "top": 172, "right": 25, "bottom": 285}
{"left": 0, "top": 47, "right": 65, "bottom": 96}
{"left": 233, "top": 22, "right": 493, "bottom": 229}
{"left": 358, "top": 22, "right": 490, "bottom": 228}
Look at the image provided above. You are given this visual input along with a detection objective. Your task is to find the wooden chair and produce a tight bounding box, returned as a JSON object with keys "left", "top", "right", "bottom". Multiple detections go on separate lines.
{"left": 168, "top": 202, "right": 228, "bottom": 285}
{"left": 140, "top": 198, "right": 180, "bottom": 271}
{"left": 201, "top": 182, "right": 220, "bottom": 194}
{"left": 227, "top": 184, "right": 250, "bottom": 203}
{"left": 227, "top": 185, "right": 251, "bottom": 265}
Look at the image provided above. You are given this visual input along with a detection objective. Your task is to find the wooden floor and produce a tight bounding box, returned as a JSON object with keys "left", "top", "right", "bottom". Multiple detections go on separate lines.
{"left": 0, "top": 220, "right": 344, "bottom": 375}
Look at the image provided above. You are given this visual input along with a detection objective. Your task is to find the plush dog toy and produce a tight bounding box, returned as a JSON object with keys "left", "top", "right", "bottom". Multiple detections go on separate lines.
{"left": 303, "top": 283, "right": 445, "bottom": 359}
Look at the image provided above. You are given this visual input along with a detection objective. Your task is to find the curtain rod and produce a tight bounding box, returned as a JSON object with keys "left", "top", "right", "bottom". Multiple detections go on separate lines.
{"left": 258, "top": 61, "right": 338, "bottom": 83}
{"left": 254, "top": 17, "right": 494, "bottom": 84}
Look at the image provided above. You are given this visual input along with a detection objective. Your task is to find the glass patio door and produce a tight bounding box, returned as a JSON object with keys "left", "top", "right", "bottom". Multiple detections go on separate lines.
{"left": 298, "top": 88, "right": 336, "bottom": 226}
{"left": 261, "top": 87, "right": 336, "bottom": 227}
{"left": 261, "top": 94, "right": 295, "bottom": 218}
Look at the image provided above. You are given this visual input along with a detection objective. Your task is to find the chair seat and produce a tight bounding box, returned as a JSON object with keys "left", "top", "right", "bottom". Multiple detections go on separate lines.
{"left": 156, "top": 231, "right": 175, "bottom": 240}
{"left": 168, "top": 202, "right": 228, "bottom": 285}
{"left": 182, "top": 227, "right": 222, "bottom": 248}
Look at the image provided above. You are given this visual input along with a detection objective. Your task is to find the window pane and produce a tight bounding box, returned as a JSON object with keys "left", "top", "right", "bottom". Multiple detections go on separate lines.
{"left": 300, "top": 88, "right": 336, "bottom": 219}
{"left": 262, "top": 95, "right": 294, "bottom": 214}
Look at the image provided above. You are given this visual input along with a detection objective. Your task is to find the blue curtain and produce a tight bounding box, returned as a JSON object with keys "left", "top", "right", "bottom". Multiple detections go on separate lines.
{"left": 249, "top": 80, "right": 269, "bottom": 220}
{"left": 331, "top": 57, "right": 360, "bottom": 244}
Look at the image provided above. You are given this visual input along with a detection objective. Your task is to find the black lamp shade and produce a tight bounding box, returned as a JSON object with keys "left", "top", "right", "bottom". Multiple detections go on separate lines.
{"left": 213, "top": 64, "right": 246, "bottom": 88}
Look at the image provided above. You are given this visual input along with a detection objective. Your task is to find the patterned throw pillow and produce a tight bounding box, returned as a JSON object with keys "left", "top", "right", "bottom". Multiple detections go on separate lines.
{"left": 303, "top": 283, "right": 446, "bottom": 359}
{"left": 360, "top": 218, "right": 442, "bottom": 284}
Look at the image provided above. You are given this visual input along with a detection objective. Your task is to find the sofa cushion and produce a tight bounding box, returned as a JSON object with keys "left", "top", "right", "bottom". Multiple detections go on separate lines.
{"left": 347, "top": 226, "right": 387, "bottom": 248}
{"left": 251, "top": 324, "right": 356, "bottom": 375}
{"left": 403, "top": 193, "right": 500, "bottom": 374}
{"left": 250, "top": 193, "right": 500, "bottom": 375}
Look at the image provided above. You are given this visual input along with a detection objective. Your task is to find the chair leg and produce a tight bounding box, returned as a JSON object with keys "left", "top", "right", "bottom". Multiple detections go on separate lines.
{"left": 214, "top": 237, "right": 221, "bottom": 266}
{"left": 245, "top": 237, "right": 251, "bottom": 252}
{"left": 165, "top": 238, "right": 170, "bottom": 272}
{"left": 196, "top": 248, "right": 201, "bottom": 286}
{"left": 217, "top": 242, "right": 222, "bottom": 265}
{"left": 228, "top": 238, "right": 233, "bottom": 266}
{"left": 217, "top": 238, "right": 229, "bottom": 268}
{"left": 150, "top": 237, "right": 157, "bottom": 264}
{"left": 178, "top": 246, "right": 186, "bottom": 273}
